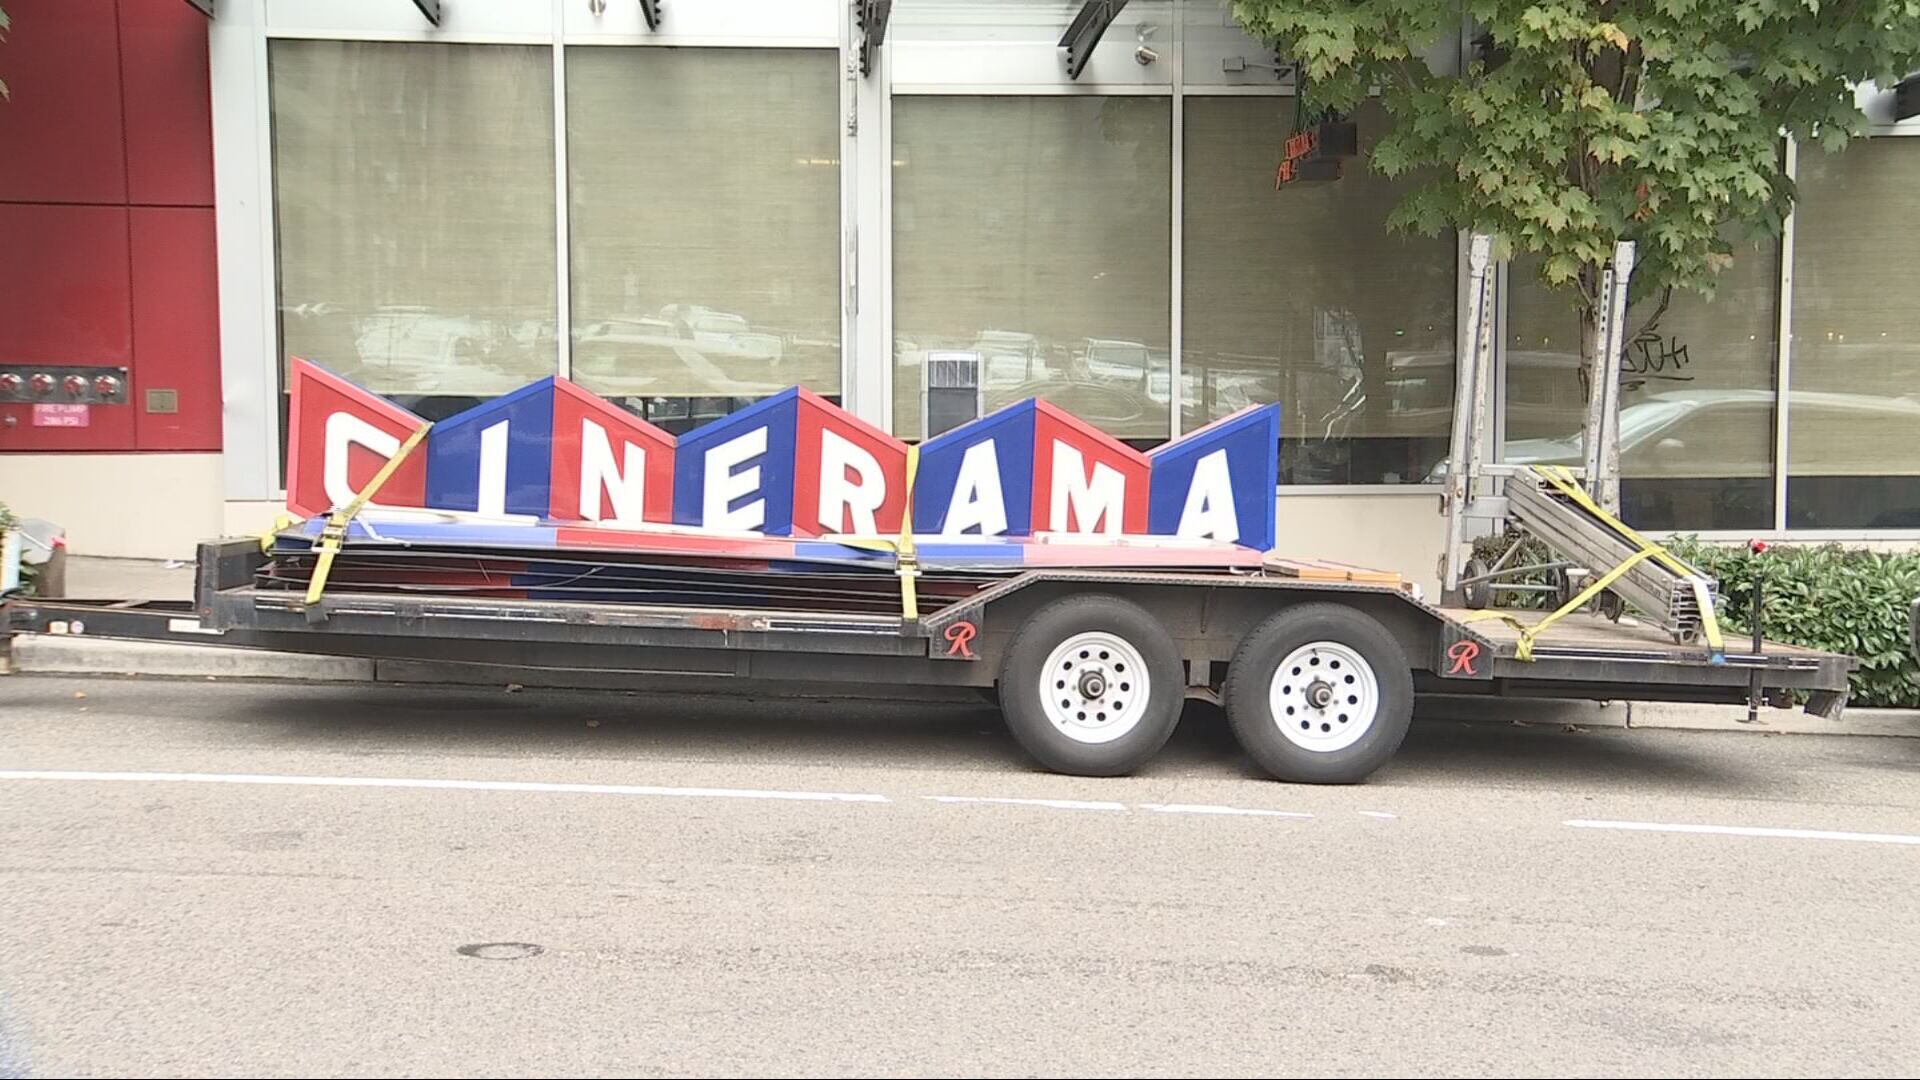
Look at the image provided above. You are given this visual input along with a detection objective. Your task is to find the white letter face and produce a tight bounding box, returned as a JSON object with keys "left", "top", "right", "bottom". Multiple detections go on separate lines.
{"left": 580, "top": 418, "right": 648, "bottom": 523}
{"left": 476, "top": 420, "right": 509, "bottom": 517}
{"left": 1049, "top": 442, "right": 1126, "bottom": 535}
{"left": 323, "top": 411, "right": 401, "bottom": 510}
{"left": 942, "top": 440, "right": 1009, "bottom": 536}
{"left": 1176, "top": 449, "right": 1239, "bottom": 543}
{"left": 817, "top": 429, "right": 886, "bottom": 535}
{"left": 704, "top": 426, "right": 769, "bottom": 531}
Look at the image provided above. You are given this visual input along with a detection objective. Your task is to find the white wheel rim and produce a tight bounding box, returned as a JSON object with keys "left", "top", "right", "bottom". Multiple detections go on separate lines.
{"left": 1269, "top": 641, "right": 1379, "bottom": 753}
{"left": 1039, "top": 631, "right": 1151, "bottom": 745}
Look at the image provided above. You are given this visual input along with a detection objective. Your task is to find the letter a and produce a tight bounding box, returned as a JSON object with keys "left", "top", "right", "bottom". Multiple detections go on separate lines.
{"left": 1175, "top": 449, "right": 1239, "bottom": 543}
{"left": 943, "top": 440, "right": 1009, "bottom": 536}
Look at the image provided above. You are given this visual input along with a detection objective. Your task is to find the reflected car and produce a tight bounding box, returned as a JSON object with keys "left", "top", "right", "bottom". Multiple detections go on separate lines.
{"left": 1426, "top": 388, "right": 1920, "bottom": 481}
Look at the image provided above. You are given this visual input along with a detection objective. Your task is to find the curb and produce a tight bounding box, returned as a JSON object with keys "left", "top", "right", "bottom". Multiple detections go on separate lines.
{"left": 1, "top": 634, "right": 984, "bottom": 704}
{"left": 1416, "top": 694, "right": 1627, "bottom": 728}
{"left": 7, "top": 634, "right": 372, "bottom": 682}
{"left": 7, "top": 634, "right": 1917, "bottom": 738}
{"left": 1415, "top": 693, "right": 1920, "bottom": 739}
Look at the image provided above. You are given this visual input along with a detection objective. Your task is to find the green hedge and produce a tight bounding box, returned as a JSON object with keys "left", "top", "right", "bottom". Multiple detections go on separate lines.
{"left": 1469, "top": 531, "right": 1920, "bottom": 707}
{"left": 1665, "top": 538, "right": 1920, "bottom": 709}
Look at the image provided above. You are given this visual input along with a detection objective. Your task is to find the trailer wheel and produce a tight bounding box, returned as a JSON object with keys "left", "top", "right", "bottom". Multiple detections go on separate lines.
{"left": 1223, "top": 603, "right": 1414, "bottom": 784}
{"left": 997, "top": 593, "right": 1183, "bottom": 777}
{"left": 1461, "top": 558, "right": 1492, "bottom": 610}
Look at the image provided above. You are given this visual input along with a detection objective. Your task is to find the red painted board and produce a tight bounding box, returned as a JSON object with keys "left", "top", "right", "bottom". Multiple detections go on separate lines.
{"left": 119, "top": 0, "right": 216, "bottom": 207}
{"left": 0, "top": 0, "right": 127, "bottom": 204}
{"left": 131, "top": 207, "right": 221, "bottom": 450}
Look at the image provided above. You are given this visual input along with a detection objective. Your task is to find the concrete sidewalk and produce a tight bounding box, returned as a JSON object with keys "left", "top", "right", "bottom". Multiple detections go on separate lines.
{"left": 6, "top": 630, "right": 1915, "bottom": 739}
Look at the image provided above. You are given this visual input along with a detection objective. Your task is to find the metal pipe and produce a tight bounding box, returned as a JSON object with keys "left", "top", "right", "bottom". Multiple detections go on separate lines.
{"left": 1747, "top": 539, "right": 1768, "bottom": 723}
{"left": 1458, "top": 560, "right": 1577, "bottom": 586}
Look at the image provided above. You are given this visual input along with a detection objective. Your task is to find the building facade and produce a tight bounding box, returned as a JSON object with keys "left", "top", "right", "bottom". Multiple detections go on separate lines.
{"left": 4, "top": 0, "right": 1919, "bottom": 593}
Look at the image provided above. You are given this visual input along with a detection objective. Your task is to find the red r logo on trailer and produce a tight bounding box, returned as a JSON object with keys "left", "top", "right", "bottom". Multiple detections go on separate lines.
{"left": 1446, "top": 640, "right": 1481, "bottom": 676}
{"left": 944, "top": 621, "right": 977, "bottom": 659}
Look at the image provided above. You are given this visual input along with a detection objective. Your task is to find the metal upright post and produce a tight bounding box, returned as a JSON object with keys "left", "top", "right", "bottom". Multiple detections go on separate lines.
{"left": 1443, "top": 234, "right": 1495, "bottom": 601}
{"left": 1580, "top": 265, "right": 1614, "bottom": 493}
{"left": 1582, "top": 241, "right": 1636, "bottom": 514}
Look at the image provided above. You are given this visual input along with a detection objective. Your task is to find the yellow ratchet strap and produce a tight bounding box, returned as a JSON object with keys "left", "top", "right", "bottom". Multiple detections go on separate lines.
{"left": 257, "top": 512, "right": 295, "bottom": 555}
{"left": 816, "top": 447, "right": 922, "bottom": 622}
{"left": 895, "top": 443, "right": 921, "bottom": 622}
{"left": 1525, "top": 464, "right": 1725, "bottom": 662}
{"left": 1467, "top": 546, "right": 1660, "bottom": 661}
{"left": 304, "top": 422, "right": 431, "bottom": 606}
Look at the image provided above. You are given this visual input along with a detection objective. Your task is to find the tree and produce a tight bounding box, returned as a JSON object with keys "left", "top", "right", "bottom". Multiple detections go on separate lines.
{"left": 1230, "top": 0, "right": 1920, "bottom": 422}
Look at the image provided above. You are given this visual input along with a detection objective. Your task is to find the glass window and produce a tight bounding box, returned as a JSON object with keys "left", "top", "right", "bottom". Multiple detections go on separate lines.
{"left": 1787, "top": 138, "right": 1920, "bottom": 529}
{"left": 567, "top": 47, "right": 841, "bottom": 434}
{"left": 1184, "top": 98, "right": 1455, "bottom": 484}
{"left": 1504, "top": 238, "right": 1780, "bottom": 531}
{"left": 892, "top": 95, "right": 1172, "bottom": 443}
{"left": 271, "top": 41, "right": 558, "bottom": 430}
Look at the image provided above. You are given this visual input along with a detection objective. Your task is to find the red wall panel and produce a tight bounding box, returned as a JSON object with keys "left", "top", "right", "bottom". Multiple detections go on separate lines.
{"left": 0, "top": 204, "right": 134, "bottom": 363}
{"left": 131, "top": 207, "right": 221, "bottom": 450}
{"left": 120, "top": 0, "right": 216, "bottom": 207}
{"left": 0, "top": 203, "right": 138, "bottom": 452}
{"left": 0, "top": 0, "right": 127, "bottom": 205}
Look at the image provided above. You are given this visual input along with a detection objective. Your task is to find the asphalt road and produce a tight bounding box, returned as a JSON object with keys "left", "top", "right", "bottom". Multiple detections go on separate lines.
{"left": 2, "top": 675, "right": 1917, "bottom": 1078}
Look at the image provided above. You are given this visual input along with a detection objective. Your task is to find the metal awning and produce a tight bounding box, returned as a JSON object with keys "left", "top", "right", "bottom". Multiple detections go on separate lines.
{"left": 1059, "top": 0, "right": 1130, "bottom": 81}
{"left": 857, "top": 1, "right": 893, "bottom": 78}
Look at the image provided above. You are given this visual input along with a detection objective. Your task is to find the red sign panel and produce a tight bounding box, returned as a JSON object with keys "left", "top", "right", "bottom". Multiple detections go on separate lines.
{"left": 284, "top": 357, "right": 428, "bottom": 517}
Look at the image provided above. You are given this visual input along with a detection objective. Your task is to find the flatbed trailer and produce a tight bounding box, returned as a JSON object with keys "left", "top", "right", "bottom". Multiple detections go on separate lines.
{"left": 3, "top": 536, "right": 1856, "bottom": 785}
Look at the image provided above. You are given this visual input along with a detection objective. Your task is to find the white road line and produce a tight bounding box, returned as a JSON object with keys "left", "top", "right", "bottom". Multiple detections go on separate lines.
{"left": 1567, "top": 819, "right": 1920, "bottom": 846}
{"left": 922, "top": 795, "right": 1127, "bottom": 812}
{"left": 1137, "top": 803, "right": 1312, "bottom": 819}
{"left": 0, "top": 770, "right": 890, "bottom": 804}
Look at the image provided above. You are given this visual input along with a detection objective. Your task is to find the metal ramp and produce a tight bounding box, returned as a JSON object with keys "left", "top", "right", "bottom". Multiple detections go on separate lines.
{"left": 1440, "top": 234, "right": 1721, "bottom": 651}
{"left": 1503, "top": 467, "right": 1717, "bottom": 644}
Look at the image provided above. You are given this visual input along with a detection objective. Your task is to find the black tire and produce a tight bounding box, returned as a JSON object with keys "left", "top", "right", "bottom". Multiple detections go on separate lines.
{"left": 1222, "top": 603, "right": 1415, "bottom": 784}
{"left": 997, "top": 593, "right": 1184, "bottom": 777}
{"left": 1552, "top": 566, "right": 1578, "bottom": 610}
{"left": 1462, "top": 558, "right": 1491, "bottom": 610}
{"left": 1597, "top": 590, "right": 1627, "bottom": 622}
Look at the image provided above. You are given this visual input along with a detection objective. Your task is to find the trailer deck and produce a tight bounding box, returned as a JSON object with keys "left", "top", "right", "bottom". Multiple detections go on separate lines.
{"left": 5, "top": 538, "right": 1854, "bottom": 716}
{"left": 0, "top": 529, "right": 1860, "bottom": 785}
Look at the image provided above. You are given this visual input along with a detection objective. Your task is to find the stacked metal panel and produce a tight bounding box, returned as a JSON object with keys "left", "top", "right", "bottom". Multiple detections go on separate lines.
{"left": 1505, "top": 472, "right": 1718, "bottom": 639}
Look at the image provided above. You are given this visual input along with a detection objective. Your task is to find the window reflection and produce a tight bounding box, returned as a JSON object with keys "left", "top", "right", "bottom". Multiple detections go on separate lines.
{"left": 892, "top": 96, "right": 1173, "bottom": 443}
{"left": 1504, "top": 239, "right": 1780, "bottom": 531}
{"left": 567, "top": 47, "right": 842, "bottom": 433}
{"left": 1183, "top": 98, "right": 1456, "bottom": 483}
{"left": 1788, "top": 138, "right": 1920, "bottom": 528}
{"left": 271, "top": 41, "right": 559, "bottom": 428}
